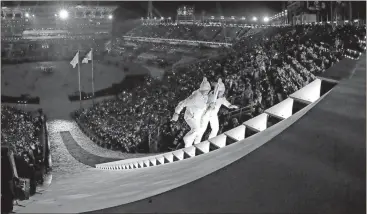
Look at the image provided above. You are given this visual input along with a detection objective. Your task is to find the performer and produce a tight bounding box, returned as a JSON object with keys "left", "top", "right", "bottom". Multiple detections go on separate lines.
{"left": 171, "top": 77, "right": 211, "bottom": 148}
{"left": 196, "top": 78, "right": 239, "bottom": 144}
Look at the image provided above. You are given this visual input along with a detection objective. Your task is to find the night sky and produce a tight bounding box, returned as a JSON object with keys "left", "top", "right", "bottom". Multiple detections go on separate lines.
{"left": 2, "top": 1, "right": 365, "bottom": 22}
{"left": 2, "top": 1, "right": 284, "bottom": 19}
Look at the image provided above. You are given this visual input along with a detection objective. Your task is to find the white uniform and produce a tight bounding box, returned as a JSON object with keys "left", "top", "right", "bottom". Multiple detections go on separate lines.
{"left": 195, "top": 79, "right": 235, "bottom": 143}
{"left": 174, "top": 78, "right": 210, "bottom": 147}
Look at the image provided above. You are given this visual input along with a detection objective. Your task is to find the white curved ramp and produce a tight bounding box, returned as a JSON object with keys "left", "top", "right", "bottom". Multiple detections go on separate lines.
{"left": 15, "top": 93, "right": 325, "bottom": 213}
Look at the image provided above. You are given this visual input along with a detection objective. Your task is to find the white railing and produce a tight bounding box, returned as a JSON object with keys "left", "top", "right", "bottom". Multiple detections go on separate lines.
{"left": 96, "top": 77, "right": 335, "bottom": 170}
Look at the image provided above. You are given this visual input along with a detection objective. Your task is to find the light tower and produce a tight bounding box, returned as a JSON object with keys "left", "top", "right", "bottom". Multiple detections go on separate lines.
{"left": 147, "top": 1, "right": 153, "bottom": 20}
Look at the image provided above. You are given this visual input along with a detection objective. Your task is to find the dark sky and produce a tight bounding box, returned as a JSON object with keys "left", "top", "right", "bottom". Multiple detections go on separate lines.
{"left": 2, "top": 1, "right": 284, "bottom": 19}
{"left": 115, "top": 1, "right": 284, "bottom": 19}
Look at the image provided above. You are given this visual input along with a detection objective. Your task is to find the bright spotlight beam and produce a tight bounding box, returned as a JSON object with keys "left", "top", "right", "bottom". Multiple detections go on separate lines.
{"left": 59, "top": 9, "right": 69, "bottom": 19}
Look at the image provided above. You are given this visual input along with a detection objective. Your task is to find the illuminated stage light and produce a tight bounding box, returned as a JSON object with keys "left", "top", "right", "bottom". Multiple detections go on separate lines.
{"left": 59, "top": 9, "right": 69, "bottom": 19}
{"left": 263, "top": 17, "right": 269, "bottom": 22}
{"left": 252, "top": 16, "right": 257, "bottom": 21}
{"left": 25, "top": 13, "right": 30, "bottom": 18}
{"left": 108, "top": 15, "right": 113, "bottom": 19}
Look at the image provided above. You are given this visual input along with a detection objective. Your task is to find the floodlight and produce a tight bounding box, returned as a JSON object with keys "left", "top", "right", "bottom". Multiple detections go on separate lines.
{"left": 108, "top": 15, "right": 113, "bottom": 19}
{"left": 59, "top": 9, "right": 69, "bottom": 19}
{"left": 252, "top": 16, "right": 257, "bottom": 21}
{"left": 263, "top": 16, "right": 269, "bottom": 22}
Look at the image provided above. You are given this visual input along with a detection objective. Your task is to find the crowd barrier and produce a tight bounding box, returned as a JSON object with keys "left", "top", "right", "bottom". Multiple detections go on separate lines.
{"left": 1, "top": 95, "right": 40, "bottom": 104}
{"left": 96, "top": 77, "right": 338, "bottom": 170}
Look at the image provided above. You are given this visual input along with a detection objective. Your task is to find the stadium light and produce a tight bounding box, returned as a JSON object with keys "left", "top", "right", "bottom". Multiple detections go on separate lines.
{"left": 59, "top": 9, "right": 69, "bottom": 20}
{"left": 108, "top": 15, "right": 113, "bottom": 19}
{"left": 263, "top": 16, "right": 269, "bottom": 22}
{"left": 252, "top": 16, "right": 257, "bottom": 21}
{"left": 25, "top": 13, "right": 30, "bottom": 18}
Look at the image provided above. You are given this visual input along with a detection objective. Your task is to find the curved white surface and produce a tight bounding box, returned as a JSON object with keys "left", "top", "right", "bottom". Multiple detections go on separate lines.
{"left": 15, "top": 83, "right": 330, "bottom": 213}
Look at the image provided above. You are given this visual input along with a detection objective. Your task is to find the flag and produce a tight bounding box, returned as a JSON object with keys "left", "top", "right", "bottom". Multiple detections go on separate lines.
{"left": 105, "top": 40, "right": 112, "bottom": 53}
{"left": 70, "top": 51, "right": 79, "bottom": 68}
{"left": 82, "top": 50, "right": 92, "bottom": 64}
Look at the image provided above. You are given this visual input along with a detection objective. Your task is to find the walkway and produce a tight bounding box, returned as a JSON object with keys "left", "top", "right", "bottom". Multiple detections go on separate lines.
{"left": 90, "top": 55, "right": 366, "bottom": 214}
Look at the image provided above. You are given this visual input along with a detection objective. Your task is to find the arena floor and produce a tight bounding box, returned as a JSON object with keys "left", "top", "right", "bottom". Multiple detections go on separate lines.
{"left": 1, "top": 60, "right": 163, "bottom": 119}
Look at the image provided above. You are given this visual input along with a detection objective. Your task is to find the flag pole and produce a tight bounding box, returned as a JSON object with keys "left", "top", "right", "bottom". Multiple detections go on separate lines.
{"left": 91, "top": 48, "right": 95, "bottom": 105}
{"left": 78, "top": 50, "right": 81, "bottom": 108}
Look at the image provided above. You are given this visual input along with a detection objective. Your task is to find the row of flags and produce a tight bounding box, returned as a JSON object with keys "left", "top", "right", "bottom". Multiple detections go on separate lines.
{"left": 70, "top": 49, "right": 93, "bottom": 68}
{"left": 70, "top": 49, "right": 95, "bottom": 103}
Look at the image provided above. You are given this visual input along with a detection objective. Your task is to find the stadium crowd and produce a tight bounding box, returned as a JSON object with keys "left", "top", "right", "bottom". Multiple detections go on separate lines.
{"left": 1, "top": 106, "right": 46, "bottom": 199}
{"left": 74, "top": 23, "right": 365, "bottom": 153}
{"left": 125, "top": 23, "right": 249, "bottom": 42}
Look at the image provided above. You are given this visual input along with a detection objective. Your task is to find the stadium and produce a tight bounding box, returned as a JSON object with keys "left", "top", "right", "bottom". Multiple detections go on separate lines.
{"left": 1, "top": 1, "right": 366, "bottom": 213}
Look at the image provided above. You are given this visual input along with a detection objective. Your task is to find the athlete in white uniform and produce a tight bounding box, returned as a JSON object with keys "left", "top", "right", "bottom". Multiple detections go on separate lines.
{"left": 196, "top": 78, "right": 239, "bottom": 144}
{"left": 171, "top": 77, "right": 211, "bottom": 148}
